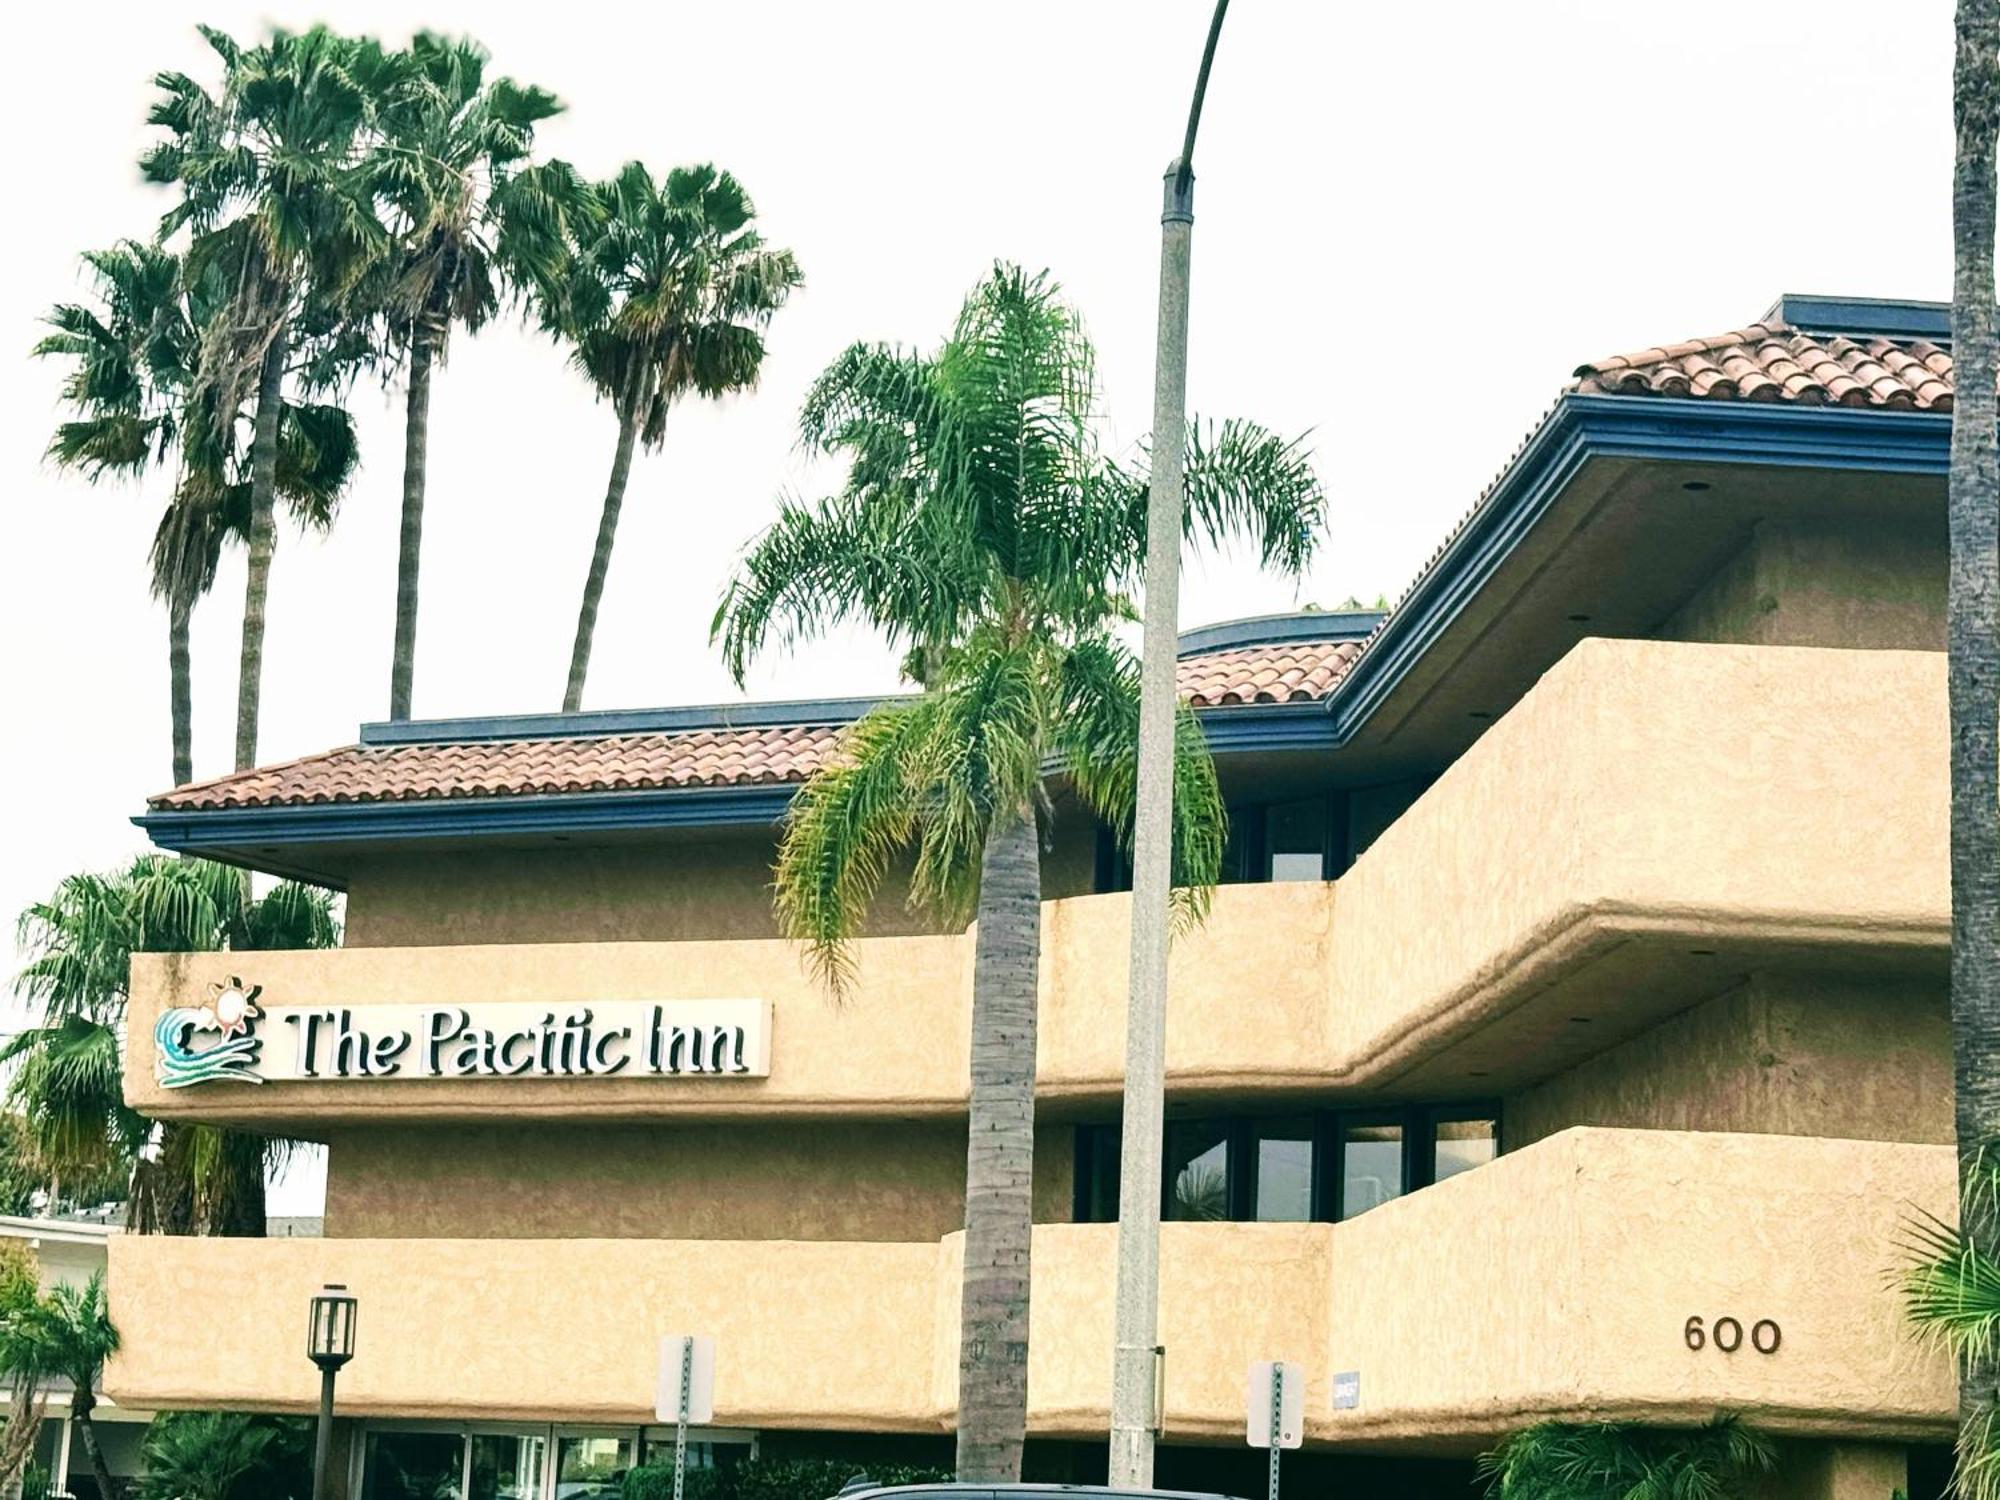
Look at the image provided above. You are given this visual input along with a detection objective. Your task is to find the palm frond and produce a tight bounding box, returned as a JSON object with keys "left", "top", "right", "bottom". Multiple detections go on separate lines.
{"left": 773, "top": 702, "right": 929, "bottom": 997}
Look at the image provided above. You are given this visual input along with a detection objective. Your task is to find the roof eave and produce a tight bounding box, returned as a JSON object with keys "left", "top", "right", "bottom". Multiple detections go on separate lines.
{"left": 1324, "top": 392, "right": 1950, "bottom": 744}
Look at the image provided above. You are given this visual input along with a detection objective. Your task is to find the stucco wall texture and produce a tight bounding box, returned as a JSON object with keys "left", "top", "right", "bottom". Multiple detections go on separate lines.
{"left": 103, "top": 1129, "right": 1955, "bottom": 1451}
{"left": 124, "top": 638, "right": 1947, "bottom": 1130}
{"left": 1506, "top": 974, "right": 1953, "bottom": 1149}
{"left": 1664, "top": 519, "right": 1945, "bottom": 653}
{"left": 324, "top": 1120, "right": 1078, "bottom": 1240}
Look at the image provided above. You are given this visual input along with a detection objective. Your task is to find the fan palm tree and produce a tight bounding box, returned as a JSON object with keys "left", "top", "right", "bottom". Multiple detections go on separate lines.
{"left": 37, "top": 242, "right": 357, "bottom": 788}
{"left": 24, "top": 1276, "right": 121, "bottom": 1500}
{"left": 5, "top": 857, "right": 339, "bottom": 1238}
{"left": 1949, "top": 2, "right": 2000, "bottom": 1487}
{"left": 142, "top": 24, "right": 386, "bottom": 770}
{"left": 548, "top": 160, "right": 801, "bottom": 712}
{"left": 363, "top": 32, "right": 584, "bottom": 720}
{"left": 713, "top": 265, "right": 1323, "bottom": 1478}
{"left": 1477, "top": 1417, "right": 1775, "bottom": 1500}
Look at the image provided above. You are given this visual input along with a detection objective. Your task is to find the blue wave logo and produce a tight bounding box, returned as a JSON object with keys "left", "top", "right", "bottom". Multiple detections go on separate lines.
{"left": 154, "top": 977, "right": 267, "bottom": 1089}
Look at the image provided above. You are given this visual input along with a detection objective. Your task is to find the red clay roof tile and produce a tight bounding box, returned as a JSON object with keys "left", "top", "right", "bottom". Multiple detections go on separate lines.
{"left": 148, "top": 639, "right": 1366, "bottom": 811}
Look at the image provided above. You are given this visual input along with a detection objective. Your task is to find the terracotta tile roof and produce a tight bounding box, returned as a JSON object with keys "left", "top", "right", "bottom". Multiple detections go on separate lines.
{"left": 148, "top": 639, "right": 1363, "bottom": 812}
{"left": 1177, "top": 639, "right": 1361, "bottom": 707}
{"left": 1571, "top": 322, "right": 1955, "bottom": 410}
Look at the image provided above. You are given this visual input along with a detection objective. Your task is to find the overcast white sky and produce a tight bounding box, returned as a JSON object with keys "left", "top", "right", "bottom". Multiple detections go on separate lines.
{"left": 0, "top": 1, "right": 1953, "bottom": 1212}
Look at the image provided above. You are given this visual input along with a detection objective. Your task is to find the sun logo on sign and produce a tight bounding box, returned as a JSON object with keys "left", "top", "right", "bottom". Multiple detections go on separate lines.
{"left": 206, "top": 976, "right": 263, "bottom": 1038}
{"left": 154, "top": 976, "right": 267, "bottom": 1089}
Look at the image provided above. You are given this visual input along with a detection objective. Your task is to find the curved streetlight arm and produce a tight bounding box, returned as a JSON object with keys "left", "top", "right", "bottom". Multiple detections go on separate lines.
{"left": 1110, "top": 0, "right": 1230, "bottom": 1488}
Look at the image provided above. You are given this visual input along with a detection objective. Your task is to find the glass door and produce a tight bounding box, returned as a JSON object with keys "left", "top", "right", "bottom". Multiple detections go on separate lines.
{"left": 551, "top": 1432, "right": 635, "bottom": 1499}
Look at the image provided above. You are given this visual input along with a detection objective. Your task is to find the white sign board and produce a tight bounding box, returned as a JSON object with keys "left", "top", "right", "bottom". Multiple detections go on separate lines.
{"left": 155, "top": 983, "right": 771, "bottom": 1089}
{"left": 1245, "top": 1360, "right": 1304, "bottom": 1449}
{"left": 1331, "top": 1370, "right": 1359, "bottom": 1410}
{"left": 656, "top": 1334, "right": 717, "bottom": 1425}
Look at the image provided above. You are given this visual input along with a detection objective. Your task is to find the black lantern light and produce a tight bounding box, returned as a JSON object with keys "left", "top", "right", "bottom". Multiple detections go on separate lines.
{"left": 308, "top": 1283, "right": 357, "bottom": 1370}
{"left": 307, "top": 1284, "right": 357, "bottom": 1500}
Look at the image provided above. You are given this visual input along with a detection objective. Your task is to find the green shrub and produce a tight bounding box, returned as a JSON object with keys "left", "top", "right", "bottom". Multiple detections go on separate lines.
{"left": 139, "top": 1410, "right": 312, "bottom": 1500}
{"left": 22, "top": 1462, "right": 50, "bottom": 1500}
{"left": 624, "top": 1456, "right": 950, "bottom": 1500}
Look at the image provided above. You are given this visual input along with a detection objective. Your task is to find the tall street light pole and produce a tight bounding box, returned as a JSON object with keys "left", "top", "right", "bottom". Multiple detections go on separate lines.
{"left": 1109, "top": 2, "right": 1229, "bottom": 1487}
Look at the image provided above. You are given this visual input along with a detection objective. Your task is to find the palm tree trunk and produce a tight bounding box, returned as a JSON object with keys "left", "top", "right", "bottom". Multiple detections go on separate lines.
{"left": 168, "top": 585, "right": 193, "bottom": 787}
{"left": 955, "top": 799, "right": 1039, "bottom": 1481}
{"left": 1951, "top": 0, "right": 2000, "bottom": 1475}
{"left": 563, "top": 380, "right": 648, "bottom": 713}
{"left": 71, "top": 1389, "right": 119, "bottom": 1500}
{"left": 389, "top": 316, "right": 439, "bottom": 721}
{"left": 235, "top": 324, "right": 288, "bottom": 771}
{"left": 207, "top": 1130, "right": 268, "bottom": 1238}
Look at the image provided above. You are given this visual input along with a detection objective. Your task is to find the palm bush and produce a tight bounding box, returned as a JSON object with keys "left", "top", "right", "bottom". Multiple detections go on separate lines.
{"left": 1476, "top": 1417, "right": 1776, "bottom": 1500}
{"left": 1903, "top": 1147, "right": 2000, "bottom": 1500}
{"left": 139, "top": 1413, "right": 278, "bottom": 1500}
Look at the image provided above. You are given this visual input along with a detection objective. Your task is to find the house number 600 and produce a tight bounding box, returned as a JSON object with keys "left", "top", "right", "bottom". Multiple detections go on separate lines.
{"left": 1684, "top": 1316, "right": 1781, "bottom": 1354}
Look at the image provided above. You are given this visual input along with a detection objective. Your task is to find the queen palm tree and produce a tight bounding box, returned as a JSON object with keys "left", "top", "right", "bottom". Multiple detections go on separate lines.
{"left": 142, "top": 24, "right": 386, "bottom": 770}
{"left": 37, "top": 242, "right": 357, "bottom": 788}
{"left": 5, "top": 857, "right": 339, "bottom": 1238}
{"left": 364, "top": 32, "right": 583, "bottom": 720}
{"left": 714, "top": 265, "right": 1323, "bottom": 1478}
{"left": 549, "top": 161, "right": 801, "bottom": 712}
{"left": 1949, "top": 2, "right": 2000, "bottom": 1488}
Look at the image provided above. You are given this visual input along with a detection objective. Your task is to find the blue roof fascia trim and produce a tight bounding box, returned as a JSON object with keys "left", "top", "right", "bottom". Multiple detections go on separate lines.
{"left": 136, "top": 782, "right": 800, "bottom": 852}
{"left": 1326, "top": 394, "right": 1950, "bottom": 743}
{"left": 1767, "top": 293, "right": 1949, "bottom": 342}
{"left": 1194, "top": 702, "right": 1338, "bottom": 753}
{"left": 360, "top": 695, "right": 895, "bottom": 746}
{"left": 1176, "top": 611, "right": 1384, "bottom": 658}
{"left": 134, "top": 703, "right": 1335, "bottom": 859}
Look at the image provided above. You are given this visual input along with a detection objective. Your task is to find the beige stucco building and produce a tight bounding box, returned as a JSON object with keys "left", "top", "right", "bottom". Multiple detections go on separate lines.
{"left": 105, "top": 295, "right": 1965, "bottom": 1500}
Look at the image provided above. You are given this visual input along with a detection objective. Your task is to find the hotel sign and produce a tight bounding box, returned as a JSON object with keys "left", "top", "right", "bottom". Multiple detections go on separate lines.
{"left": 154, "top": 978, "right": 771, "bottom": 1089}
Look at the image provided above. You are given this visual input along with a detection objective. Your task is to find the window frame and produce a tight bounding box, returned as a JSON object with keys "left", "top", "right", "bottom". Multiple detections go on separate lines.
{"left": 1072, "top": 1102, "right": 1500, "bottom": 1226}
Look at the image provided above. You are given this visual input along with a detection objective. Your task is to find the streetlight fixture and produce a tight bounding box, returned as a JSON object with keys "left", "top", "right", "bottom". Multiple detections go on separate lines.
{"left": 1109, "top": 1, "right": 1230, "bottom": 1488}
{"left": 308, "top": 1283, "right": 357, "bottom": 1500}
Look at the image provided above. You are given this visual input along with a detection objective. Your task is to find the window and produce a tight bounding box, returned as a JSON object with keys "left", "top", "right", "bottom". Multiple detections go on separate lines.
{"left": 1264, "top": 801, "right": 1328, "bottom": 882}
{"left": 1164, "top": 1120, "right": 1231, "bottom": 1220}
{"left": 470, "top": 1434, "right": 546, "bottom": 1500}
{"left": 1249, "top": 1116, "right": 1315, "bottom": 1222}
{"left": 1430, "top": 1113, "right": 1498, "bottom": 1184}
{"left": 358, "top": 1426, "right": 749, "bottom": 1500}
{"left": 1073, "top": 1104, "right": 1497, "bottom": 1225}
{"left": 1093, "top": 794, "right": 1346, "bottom": 892}
{"left": 1073, "top": 1121, "right": 1122, "bottom": 1222}
{"left": 366, "top": 1431, "right": 467, "bottom": 1500}
{"left": 1337, "top": 1116, "right": 1406, "bottom": 1220}
{"left": 555, "top": 1434, "right": 632, "bottom": 1498}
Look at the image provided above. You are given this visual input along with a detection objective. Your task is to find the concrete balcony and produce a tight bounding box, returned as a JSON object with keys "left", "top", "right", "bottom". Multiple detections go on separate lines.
{"left": 104, "top": 1129, "right": 1953, "bottom": 1450}
{"left": 124, "top": 639, "right": 1946, "bottom": 1127}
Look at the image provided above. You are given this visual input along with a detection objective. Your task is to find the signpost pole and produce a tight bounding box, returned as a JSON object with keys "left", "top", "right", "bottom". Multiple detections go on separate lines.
{"left": 674, "top": 1335, "right": 693, "bottom": 1500}
{"left": 1266, "top": 1360, "right": 1282, "bottom": 1500}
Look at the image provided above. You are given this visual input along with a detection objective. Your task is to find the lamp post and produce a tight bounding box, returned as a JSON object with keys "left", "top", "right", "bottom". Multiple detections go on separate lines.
{"left": 307, "top": 1283, "right": 357, "bottom": 1500}
{"left": 1109, "top": 1, "right": 1230, "bottom": 1488}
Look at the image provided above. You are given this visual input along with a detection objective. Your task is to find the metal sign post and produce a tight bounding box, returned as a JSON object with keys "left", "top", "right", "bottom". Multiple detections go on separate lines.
{"left": 1245, "top": 1359, "right": 1303, "bottom": 1500}
{"left": 656, "top": 1335, "right": 717, "bottom": 1500}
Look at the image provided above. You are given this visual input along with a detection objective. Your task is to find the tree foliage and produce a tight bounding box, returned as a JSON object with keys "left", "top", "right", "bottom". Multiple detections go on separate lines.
{"left": 1477, "top": 1417, "right": 1776, "bottom": 1500}
{"left": 5, "top": 857, "right": 339, "bottom": 1233}
{"left": 716, "top": 263, "right": 1324, "bottom": 990}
